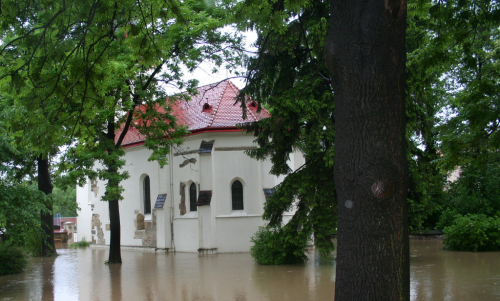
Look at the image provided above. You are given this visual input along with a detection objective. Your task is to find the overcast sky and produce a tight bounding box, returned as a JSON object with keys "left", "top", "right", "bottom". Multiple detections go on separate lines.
{"left": 183, "top": 30, "right": 258, "bottom": 90}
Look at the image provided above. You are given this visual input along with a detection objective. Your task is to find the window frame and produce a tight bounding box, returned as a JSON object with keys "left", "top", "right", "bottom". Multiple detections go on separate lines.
{"left": 143, "top": 175, "right": 151, "bottom": 214}
{"left": 189, "top": 182, "right": 197, "bottom": 212}
{"left": 231, "top": 180, "right": 244, "bottom": 211}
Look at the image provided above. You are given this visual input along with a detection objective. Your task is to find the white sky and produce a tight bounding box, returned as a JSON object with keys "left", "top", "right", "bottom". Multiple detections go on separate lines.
{"left": 183, "top": 30, "right": 258, "bottom": 90}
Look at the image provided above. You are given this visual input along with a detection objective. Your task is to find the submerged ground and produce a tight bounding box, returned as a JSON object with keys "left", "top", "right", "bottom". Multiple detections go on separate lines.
{"left": 0, "top": 240, "right": 499, "bottom": 301}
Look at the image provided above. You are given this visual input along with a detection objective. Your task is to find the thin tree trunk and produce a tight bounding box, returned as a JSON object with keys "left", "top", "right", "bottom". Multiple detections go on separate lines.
{"left": 108, "top": 198, "right": 122, "bottom": 264}
{"left": 103, "top": 73, "right": 158, "bottom": 264}
{"left": 107, "top": 163, "right": 122, "bottom": 264}
{"left": 325, "top": 1, "right": 409, "bottom": 300}
{"left": 37, "top": 155, "right": 56, "bottom": 257}
{"left": 106, "top": 117, "right": 122, "bottom": 264}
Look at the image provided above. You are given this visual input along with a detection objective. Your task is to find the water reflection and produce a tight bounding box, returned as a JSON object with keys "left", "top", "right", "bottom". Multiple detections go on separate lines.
{"left": 410, "top": 239, "right": 500, "bottom": 301}
{"left": 0, "top": 240, "right": 499, "bottom": 301}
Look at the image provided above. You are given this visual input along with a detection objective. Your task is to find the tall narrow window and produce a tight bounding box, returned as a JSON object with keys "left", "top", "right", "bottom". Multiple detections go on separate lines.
{"left": 144, "top": 176, "right": 151, "bottom": 214}
{"left": 232, "top": 180, "right": 243, "bottom": 210}
{"left": 189, "top": 183, "right": 197, "bottom": 212}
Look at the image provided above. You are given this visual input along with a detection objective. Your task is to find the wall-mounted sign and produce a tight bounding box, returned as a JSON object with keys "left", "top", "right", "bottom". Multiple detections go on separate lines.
{"left": 154, "top": 194, "right": 167, "bottom": 208}
{"left": 197, "top": 191, "right": 213, "bottom": 206}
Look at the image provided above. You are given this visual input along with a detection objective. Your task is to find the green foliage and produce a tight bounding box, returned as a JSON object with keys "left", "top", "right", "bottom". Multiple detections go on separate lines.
{"left": 405, "top": 3, "right": 448, "bottom": 232}
{"left": 0, "top": 132, "right": 36, "bottom": 182}
{"left": 0, "top": 241, "right": 28, "bottom": 275}
{"left": 0, "top": 181, "right": 49, "bottom": 255}
{"left": 443, "top": 214, "right": 500, "bottom": 251}
{"left": 436, "top": 208, "right": 460, "bottom": 231}
{"left": 0, "top": 0, "right": 242, "bottom": 262}
{"left": 432, "top": 0, "right": 500, "bottom": 170}
{"left": 250, "top": 226, "right": 307, "bottom": 265}
{"left": 52, "top": 187, "right": 78, "bottom": 217}
{"left": 450, "top": 163, "right": 500, "bottom": 216}
{"left": 237, "top": 0, "right": 336, "bottom": 259}
{"left": 405, "top": 1, "right": 500, "bottom": 232}
{"left": 238, "top": 0, "right": 445, "bottom": 247}
{"left": 437, "top": 162, "right": 500, "bottom": 230}
{"left": 261, "top": 158, "right": 337, "bottom": 254}
{"left": 0, "top": 0, "right": 243, "bottom": 203}
{"left": 70, "top": 237, "right": 90, "bottom": 248}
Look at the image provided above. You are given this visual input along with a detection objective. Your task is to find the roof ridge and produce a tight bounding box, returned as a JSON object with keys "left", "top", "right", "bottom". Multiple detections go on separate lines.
{"left": 197, "top": 79, "right": 227, "bottom": 91}
{"left": 207, "top": 80, "right": 229, "bottom": 127}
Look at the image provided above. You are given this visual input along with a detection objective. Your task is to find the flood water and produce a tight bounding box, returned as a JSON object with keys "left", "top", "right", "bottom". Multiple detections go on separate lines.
{"left": 0, "top": 240, "right": 499, "bottom": 301}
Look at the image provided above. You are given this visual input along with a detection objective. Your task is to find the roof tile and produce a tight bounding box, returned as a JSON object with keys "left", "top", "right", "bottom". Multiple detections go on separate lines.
{"left": 118, "top": 79, "right": 269, "bottom": 146}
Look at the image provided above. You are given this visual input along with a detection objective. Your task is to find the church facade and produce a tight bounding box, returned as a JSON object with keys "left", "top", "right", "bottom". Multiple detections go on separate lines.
{"left": 76, "top": 80, "right": 303, "bottom": 253}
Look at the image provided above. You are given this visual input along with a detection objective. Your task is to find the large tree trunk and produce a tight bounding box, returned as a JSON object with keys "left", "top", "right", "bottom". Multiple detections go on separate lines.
{"left": 37, "top": 155, "right": 57, "bottom": 257}
{"left": 325, "top": 1, "right": 409, "bottom": 300}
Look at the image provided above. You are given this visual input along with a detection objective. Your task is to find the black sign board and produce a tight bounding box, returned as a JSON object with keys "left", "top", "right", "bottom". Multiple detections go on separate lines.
{"left": 199, "top": 140, "right": 215, "bottom": 154}
{"left": 197, "top": 190, "right": 213, "bottom": 206}
{"left": 154, "top": 194, "right": 167, "bottom": 208}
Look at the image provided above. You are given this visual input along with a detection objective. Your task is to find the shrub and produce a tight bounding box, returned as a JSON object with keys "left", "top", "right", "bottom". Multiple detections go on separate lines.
{"left": 436, "top": 208, "right": 460, "bottom": 230}
{"left": 442, "top": 163, "right": 500, "bottom": 219}
{"left": 443, "top": 214, "right": 500, "bottom": 251}
{"left": 0, "top": 242, "right": 27, "bottom": 275}
{"left": 70, "top": 237, "right": 91, "bottom": 248}
{"left": 250, "top": 226, "right": 307, "bottom": 265}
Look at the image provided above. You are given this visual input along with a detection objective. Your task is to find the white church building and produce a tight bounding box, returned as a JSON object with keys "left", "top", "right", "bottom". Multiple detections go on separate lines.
{"left": 76, "top": 79, "right": 304, "bottom": 253}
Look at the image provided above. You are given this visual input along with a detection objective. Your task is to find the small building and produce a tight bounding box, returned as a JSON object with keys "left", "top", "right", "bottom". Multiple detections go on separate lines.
{"left": 76, "top": 80, "right": 302, "bottom": 253}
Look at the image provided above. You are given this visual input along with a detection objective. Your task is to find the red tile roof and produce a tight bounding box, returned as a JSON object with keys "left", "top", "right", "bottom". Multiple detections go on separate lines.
{"left": 118, "top": 79, "right": 270, "bottom": 146}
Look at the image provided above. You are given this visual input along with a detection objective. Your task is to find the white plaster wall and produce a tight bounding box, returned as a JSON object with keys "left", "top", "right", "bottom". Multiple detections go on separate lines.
{"left": 82, "top": 166, "right": 111, "bottom": 245}
{"left": 76, "top": 184, "right": 91, "bottom": 242}
{"left": 171, "top": 137, "right": 201, "bottom": 219}
{"left": 293, "top": 150, "right": 306, "bottom": 170}
{"left": 199, "top": 154, "right": 213, "bottom": 191}
{"left": 118, "top": 145, "right": 166, "bottom": 246}
{"left": 75, "top": 130, "right": 297, "bottom": 252}
{"left": 198, "top": 206, "right": 213, "bottom": 249}
{"left": 76, "top": 146, "right": 166, "bottom": 247}
{"left": 212, "top": 151, "right": 264, "bottom": 216}
{"left": 260, "top": 159, "right": 275, "bottom": 189}
{"left": 173, "top": 217, "right": 199, "bottom": 252}
{"left": 91, "top": 181, "right": 110, "bottom": 245}
{"left": 216, "top": 216, "right": 264, "bottom": 252}
{"left": 156, "top": 208, "right": 169, "bottom": 249}
{"left": 211, "top": 132, "right": 255, "bottom": 148}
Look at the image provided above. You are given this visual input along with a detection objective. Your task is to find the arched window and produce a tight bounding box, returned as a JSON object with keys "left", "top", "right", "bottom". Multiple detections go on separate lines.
{"left": 232, "top": 180, "right": 243, "bottom": 210}
{"left": 143, "top": 176, "right": 151, "bottom": 214}
{"left": 189, "top": 183, "right": 197, "bottom": 212}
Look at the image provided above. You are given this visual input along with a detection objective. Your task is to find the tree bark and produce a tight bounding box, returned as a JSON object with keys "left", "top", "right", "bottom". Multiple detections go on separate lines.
{"left": 325, "top": 1, "right": 409, "bottom": 300}
{"left": 106, "top": 118, "right": 122, "bottom": 264}
{"left": 108, "top": 197, "right": 122, "bottom": 264}
{"left": 37, "top": 155, "right": 57, "bottom": 257}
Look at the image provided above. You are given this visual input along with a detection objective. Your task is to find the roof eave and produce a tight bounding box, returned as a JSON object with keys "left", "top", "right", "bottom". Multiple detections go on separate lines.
{"left": 121, "top": 126, "right": 243, "bottom": 148}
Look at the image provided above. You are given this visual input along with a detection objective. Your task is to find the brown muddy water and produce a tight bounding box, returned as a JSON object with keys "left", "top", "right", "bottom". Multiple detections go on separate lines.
{"left": 0, "top": 240, "right": 499, "bottom": 301}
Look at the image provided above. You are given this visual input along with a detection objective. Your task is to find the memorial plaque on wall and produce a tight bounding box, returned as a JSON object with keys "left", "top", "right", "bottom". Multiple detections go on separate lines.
{"left": 154, "top": 194, "right": 167, "bottom": 208}
{"left": 197, "top": 190, "right": 213, "bottom": 206}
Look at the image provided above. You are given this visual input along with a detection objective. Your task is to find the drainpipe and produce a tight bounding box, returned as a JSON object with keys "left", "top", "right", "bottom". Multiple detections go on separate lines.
{"left": 170, "top": 144, "right": 175, "bottom": 251}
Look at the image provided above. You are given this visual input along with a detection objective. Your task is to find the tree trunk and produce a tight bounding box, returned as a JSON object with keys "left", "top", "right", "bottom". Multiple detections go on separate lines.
{"left": 106, "top": 118, "right": 122, "bottom": 264}
{"left": 325, "top": 1, "right": 409, "bottom": 300}
{"left": 37, "top": 155, "right": 57, "bottom": 257}
{"left": 108, "top": 198, "right": 122, "bottom": 264}
{"left": 107, "top": 164, "right": 122, "bottom": 264}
